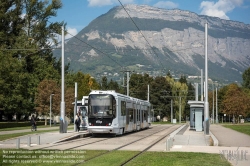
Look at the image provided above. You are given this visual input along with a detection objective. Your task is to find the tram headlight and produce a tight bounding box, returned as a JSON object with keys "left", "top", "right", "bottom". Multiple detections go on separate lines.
{"left": 89, "top": 123, "right": 92, "bottom": 126}
{"left": 106, "top": 123, "right": 111, "bottom": 126}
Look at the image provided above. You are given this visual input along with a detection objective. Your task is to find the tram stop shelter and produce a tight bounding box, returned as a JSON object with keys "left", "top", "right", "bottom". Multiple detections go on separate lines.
{"left": 187, "top": 101, "right": 204, "bottom": 132}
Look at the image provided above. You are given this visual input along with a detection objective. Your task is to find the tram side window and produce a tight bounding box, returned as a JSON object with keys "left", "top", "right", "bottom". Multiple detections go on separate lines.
{"left": 137, "top": 109, "right": 138, "bottom": 120}
{"left": 142, "top": 110, "right": 144, "bottom": 121}
{"left": 147, "top": 106, "right": 150, "bottom": 122}
{"left": 133, "top": 109, "right": 136, "bottom": 123}
{"left": 113, "top": 98, "right": 116, "bottom": 118}
{"left": 137, "top": 109, "right": 140, "bottom": 121}
{"left": 144, "top": 109, "right": 147, "bottom": 122}
{"left": 126, "top": 108, "right": 129, "bottom": 125}
{"left": 143, "top": 110, "right": 148, "bottom": 121}
{"left": 129, "top": 109, "right": 133, "bottom": 122}
{"left": 121, "top": 101, "right": 126, "bottom": 116}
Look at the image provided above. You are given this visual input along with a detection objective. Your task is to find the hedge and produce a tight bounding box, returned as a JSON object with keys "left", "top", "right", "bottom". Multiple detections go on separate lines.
{"left": 0, "top": 121, "right": 47, "bottom": 129}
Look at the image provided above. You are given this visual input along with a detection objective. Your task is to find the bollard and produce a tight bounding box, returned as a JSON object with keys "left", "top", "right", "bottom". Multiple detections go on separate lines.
{"left": 166, "top": 137, "right": 170, "bottom": 151}
{"left": 170, "top": 137, "right": 173, "bottom": 147}
{"left": 166, "top": 137, "right": 174, "bottom": 151}
{"left": 37, "top": 135, "right": 40, "bottom": 145}
{"left": 27, "top": 136, "right": 31, "bottom": 146}
{"left": 16, "top": 138, "right": 20, "bottom": 149}
{"left": 166, "top": 138, "right": 168, "bottom": 151}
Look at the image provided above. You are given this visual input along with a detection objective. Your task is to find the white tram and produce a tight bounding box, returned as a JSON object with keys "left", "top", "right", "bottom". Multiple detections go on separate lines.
{"left": 87, "top": 90, "right": 151, "bottom": 135}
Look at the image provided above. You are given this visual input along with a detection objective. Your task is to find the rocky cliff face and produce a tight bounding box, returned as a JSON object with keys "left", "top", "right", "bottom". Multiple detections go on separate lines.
{"left": 55, "top": 4, "right": 250, "bottom": 83}
{"left": 113, "top": 5, "right": 250, "bottom": 69}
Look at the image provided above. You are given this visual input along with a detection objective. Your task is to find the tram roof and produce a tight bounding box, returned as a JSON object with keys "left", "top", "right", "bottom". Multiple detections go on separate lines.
{"left": 89, "top": 90, "right": 150, "bottom": 104}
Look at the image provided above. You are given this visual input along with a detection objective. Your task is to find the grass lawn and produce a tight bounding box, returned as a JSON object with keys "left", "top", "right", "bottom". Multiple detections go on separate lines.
{"left": 0, "top": 150, "right": 231, "bottom": 166}
{"left": 222, "top": 124, "right": 250, "bottom": 136}
{"left": 126, "top": 151, "right": 231, "bottom": 166}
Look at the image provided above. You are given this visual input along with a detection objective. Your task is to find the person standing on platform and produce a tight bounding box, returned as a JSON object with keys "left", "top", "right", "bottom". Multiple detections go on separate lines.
{"left": 75, "top": 113, "right": 81, "bottom": 132}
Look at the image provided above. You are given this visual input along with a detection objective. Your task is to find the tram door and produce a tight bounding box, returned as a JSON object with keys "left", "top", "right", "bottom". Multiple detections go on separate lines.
{"left": 121, "top": 100, "right": 126, "bottom": 133}
{"left": 141, "top": 109, "right": 144, "bottom": 129}
{"left": 133, "top": 103, "right": 136, "bottom": 131}
{"left": 136, "top": 103, "right": 141, "bottom": 130}
{"left": 125, "top": 102, "right": 131, "bottom": 132}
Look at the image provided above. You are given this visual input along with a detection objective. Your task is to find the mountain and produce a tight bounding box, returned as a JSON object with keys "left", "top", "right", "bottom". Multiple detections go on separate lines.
{"left": 53, "top": 4, "right": 250, "bottom": 83}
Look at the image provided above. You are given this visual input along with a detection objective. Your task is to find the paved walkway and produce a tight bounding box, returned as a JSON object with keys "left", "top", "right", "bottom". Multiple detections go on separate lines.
{"left": 170, "top": 124, "right": 250, "bottom": 166}
{"left": 210, "top": 124, "right": 250, "bottom": 147}
{"left": 1, "top": 125, "right": 63, "bottom": 135}
{"left": 0, "top": 126, "right": 88, "bottom": 149}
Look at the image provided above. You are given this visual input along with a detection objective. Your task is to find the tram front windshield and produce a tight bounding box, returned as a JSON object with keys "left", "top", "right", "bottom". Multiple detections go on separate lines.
{"left": 89, "top": 94, "right": 115, "bottom": 118}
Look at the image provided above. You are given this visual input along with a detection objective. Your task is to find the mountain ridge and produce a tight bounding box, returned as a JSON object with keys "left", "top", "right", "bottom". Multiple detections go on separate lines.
{"left": 53, "top": 4, "right": 250, "bottom": 83}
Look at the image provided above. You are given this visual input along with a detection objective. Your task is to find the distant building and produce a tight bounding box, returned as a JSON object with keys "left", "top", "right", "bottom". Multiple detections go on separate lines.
{"left": 188, "top": 76, "right": 200, "bottom": 79}
{"left": 136, "top": 64, "right": 144, "bottom": 67}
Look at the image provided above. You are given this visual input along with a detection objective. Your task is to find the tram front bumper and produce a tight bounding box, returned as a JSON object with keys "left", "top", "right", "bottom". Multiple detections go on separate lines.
{"left": 88, "top": 126, "right": 117, "bottom": 134}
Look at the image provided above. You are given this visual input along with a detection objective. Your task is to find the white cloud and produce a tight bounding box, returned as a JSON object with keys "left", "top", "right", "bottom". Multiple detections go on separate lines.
{"left": 88, "top": 0, "right": 113, "bottom": 7}
{"left": 87, "top": 0, "right": 134, "bottom": 7}
{"left": 65, "top": 27, "right": 78, "bottom": 40}
{"left": 153, "top": 1, "right": 179, "bottom": 9}
{"left": 52, "top": 27, "right": 78, "bottom": 45}
{"left": 200, "top": 0, "right": 244, "bottom": 20}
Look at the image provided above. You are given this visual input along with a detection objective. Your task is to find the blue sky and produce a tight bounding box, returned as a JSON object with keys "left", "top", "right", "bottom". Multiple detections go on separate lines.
{"left": 49, "top": 0, "right": 250, "bottom": 38}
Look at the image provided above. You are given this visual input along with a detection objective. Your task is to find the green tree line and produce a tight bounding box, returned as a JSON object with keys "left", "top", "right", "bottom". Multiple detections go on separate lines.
{"left": 208, "top": 67, "right": 250, "bottom": 122}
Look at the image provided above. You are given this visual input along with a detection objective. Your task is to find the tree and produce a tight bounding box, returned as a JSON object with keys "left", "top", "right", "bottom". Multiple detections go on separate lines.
{"left": 242, "top": 88, "right": 250, "bottom": 117}
{"left": 242, "top": 67, "right": 250, "bottom": 89}
{"left": 108, "top": 79, "right": 120, "bottom": 92}
{"left": 100, "top": 76, "right": 108, "bottom": 90}
{"left": 35, "top": 78, "right": 78, "bottom": 123}
{"left": 0, "top": 0, "right": 24, "bottom": 47}
{"left": 64, "top": 71, "right": 100, "bottom": 101}
{"left": 179, "top": 75, "right": 187, "bottom": 84}
{"left": 221, "top": 83, "right": 250, "bottom": 122}
{"left": 20, "top": 0, "right": 65, "bottom": 77}
{"left": 23, "top": 0, "right": 64, "bottom": 49}
{"left": 185, "top": 82, "right": 195, "bottom": 120}
{"left": 35, "top": 79, "right": 60, "bottom": 125}
{"left": 0, "top": 0, "right": 65, "bottom": 120}
{"left": 150, "top": 76, "right": 171, "bottom": 120}
{"left": 68, "top": 71, "right": 86, "bottom": 100}
{"left": 130, "top": 73, "right": 153, "bottom": 100}
{"left": 217, "top": 85, "right": 228, "bottom": 114}
{"left": 83, "top": 74, "right": 99, "bottom": 94}
{"left": 166, "top": 71, "right": 172, "bottom": 78}
{"left": 208, "top": 91, "right": 214, "bottom": 118}
{"left": 65, "top": 87, "right": 74, "bottom": 118}
{"left": 171, "top": 81, "right": 188, "bottom": 122}
{"left": 0, "top": 51, "right": 33, "bottom": 121}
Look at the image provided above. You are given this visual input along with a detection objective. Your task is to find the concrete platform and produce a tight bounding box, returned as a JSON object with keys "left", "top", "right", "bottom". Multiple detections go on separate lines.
{"left": 0, "top": 129, "right": 89, "bottom": 149}
{"left": 170, "top": 124, "right": 250, "bottom": 166}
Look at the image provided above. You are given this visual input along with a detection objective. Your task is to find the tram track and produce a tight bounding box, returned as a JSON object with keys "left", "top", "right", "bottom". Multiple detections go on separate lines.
{"left": 75, "top": 124, "right": 181, "bottom": 166}
{"left": 39, "top": 124, "right": 162, "bottom": 151}
{"left": 39, "top": 136, "right": 110, "bottom": 150}
{"left": 120, "top": 125, "right": 181, "bottom": 165}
